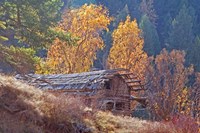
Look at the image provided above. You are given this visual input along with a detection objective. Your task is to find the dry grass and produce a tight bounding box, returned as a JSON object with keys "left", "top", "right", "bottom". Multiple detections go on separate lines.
{"left": 0, "top": 74, "right": 198, "bottom": 133}
{"left": 0, "top": 74, "right": 86, "bottom": 133}
{"left": 85, "top": 112, "right": 180, "bottom": 133}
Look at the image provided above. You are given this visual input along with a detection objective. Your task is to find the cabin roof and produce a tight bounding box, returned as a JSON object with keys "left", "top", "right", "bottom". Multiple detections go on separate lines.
{"left": 16, "top": 69, "right": 136, "bottom": 91}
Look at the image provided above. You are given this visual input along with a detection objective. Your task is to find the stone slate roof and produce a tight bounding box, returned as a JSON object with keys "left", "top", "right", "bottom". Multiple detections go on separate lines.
{"left": 15, "top": 69, "right": 125, "bottom": 91}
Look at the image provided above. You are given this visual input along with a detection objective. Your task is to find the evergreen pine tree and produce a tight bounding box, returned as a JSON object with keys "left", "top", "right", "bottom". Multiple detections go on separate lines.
{"left": 113, "top": 5, "right": 130, "bottom": 28}
{"left": 140, "top": 15, "right": 161, "bottom": 56}
{"left": 186, "top": 36, "right": 200, "bottom": 71}
{"left": 168, "top": 4, "right": 195, "bottom": 50}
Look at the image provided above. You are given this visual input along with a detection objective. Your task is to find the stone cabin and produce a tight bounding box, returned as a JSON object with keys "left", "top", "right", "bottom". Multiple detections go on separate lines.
{"left": 16, "top": 69, "right": 146, "bottom": 115}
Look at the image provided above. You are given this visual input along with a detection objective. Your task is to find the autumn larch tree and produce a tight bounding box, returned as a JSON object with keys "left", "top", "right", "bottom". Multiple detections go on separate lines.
{"left": 191, "top": 73, "right": 200, "bottom": 121}
{"left": 37, "top": 4, "right": 112, "bottom": 74}
{"left": 107, "top": 16, "right": 148, "bottom": 79}
{"left": 145, "top": 49, "right": 193, "bottom": 120}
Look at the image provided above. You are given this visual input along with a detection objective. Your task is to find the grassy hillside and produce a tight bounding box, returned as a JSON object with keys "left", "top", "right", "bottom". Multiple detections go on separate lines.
{"left": 0, "top": 74, "right": 197, "bottom": 133}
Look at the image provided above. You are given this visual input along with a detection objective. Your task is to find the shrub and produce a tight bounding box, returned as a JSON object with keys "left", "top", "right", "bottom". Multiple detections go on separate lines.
{"left": 171, "top": 114, "right": 199, "bottom": 133}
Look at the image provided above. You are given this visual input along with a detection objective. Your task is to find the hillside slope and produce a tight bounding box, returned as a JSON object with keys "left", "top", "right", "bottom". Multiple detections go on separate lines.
{"left": 0, "top": 74, "right": 190, "bottom": 133}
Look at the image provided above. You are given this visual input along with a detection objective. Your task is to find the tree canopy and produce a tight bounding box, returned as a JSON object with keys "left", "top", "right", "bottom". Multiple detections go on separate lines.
{"left": 36, "top": 4, "right": 112, "bottom": 74}
{"left": 0, "top": 0, "right": 64, "bottom": 47}
{"left": 107, "top": 16, "right": 147, "bottom": 79}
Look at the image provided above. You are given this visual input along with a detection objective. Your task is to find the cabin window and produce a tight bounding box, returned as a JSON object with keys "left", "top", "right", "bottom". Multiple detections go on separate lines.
{"left": 115, "top": 102, "right": 125, "bottom": 110}
{"left": 104, "top": 80, "right": 111, "bottom": 89}
{"left": 106, "top": 102, "right": 114, "bottom": 110}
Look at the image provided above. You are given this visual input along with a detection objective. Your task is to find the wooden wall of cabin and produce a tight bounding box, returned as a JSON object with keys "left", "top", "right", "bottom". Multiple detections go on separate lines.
{"left": 102, "top": 76, "right": 131, "bottom": 113}
{"left": 109, "top": 76, "right": 129, "bottom": 97}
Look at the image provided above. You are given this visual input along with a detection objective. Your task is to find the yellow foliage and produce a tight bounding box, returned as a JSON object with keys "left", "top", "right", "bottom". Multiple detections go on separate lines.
{"left": 146, "top": 49, "right": 194, "bottom": 120}
{"left": 107, "top": 16, "right": 147, "bottom": 79}
{"left": 37, "top": 4, "right": 112, "bottom": 74}
{"left": 176, "top": 88, "right": 191, "bottom": 115}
